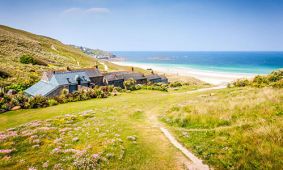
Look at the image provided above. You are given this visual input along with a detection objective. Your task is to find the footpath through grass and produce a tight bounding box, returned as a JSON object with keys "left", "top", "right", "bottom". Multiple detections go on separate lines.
{"left": 0, "top": 90, "right": 191, "bottom": 169}
{"left": 1, "top": 87, "right": 283, "bottom": 169}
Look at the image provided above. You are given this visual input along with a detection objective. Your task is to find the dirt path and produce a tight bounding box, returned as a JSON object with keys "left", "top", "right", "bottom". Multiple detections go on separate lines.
{"left": 160, "top": 127, "right": 209, "bottom": 170}
{"left": 148, "top": 85, "right": 226, "bottom": 170}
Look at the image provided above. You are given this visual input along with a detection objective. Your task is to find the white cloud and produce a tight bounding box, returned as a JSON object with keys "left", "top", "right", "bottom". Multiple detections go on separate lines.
{"left": 62, "top": 8, "right": 82, "bottom": 15}
{"left": 85, "top": 8, "right": 110, "bottom": 14}
{"left": 62, "top": 7, "right": 110, "bottom": 15}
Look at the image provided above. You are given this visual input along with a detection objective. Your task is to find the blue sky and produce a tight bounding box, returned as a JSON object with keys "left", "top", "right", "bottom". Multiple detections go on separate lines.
{"left": 0, "top": 0, "right": 283, "bottom": 51}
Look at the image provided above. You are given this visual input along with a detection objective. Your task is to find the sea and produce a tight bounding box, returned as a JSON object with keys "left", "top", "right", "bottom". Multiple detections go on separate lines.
{"left": 112, "top": 51, "right": 283, "bottom": 74}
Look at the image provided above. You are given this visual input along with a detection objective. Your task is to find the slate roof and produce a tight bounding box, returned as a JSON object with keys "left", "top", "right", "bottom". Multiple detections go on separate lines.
{"left": 123, "top": 72, "right": 146, "bottom": 81}
{"left": 104, "top": 71, "right": 146, "bottom": 82}
{"left": 25, "top": 81, "right": 58, "bottom": 96}
{"left": 50, "top": 71, "right": 91, "bottom": 85}
{"left": 25, "top": 71, "right": 91, "bottom": 96}
{"left": 72, "top": 68, "right": 103, "bottom": 77}
{"left": 145, "top": 74, "right": 162, "bottom": 80}
{"left": 41, "top": 68, "right": 102, "bottom": 82}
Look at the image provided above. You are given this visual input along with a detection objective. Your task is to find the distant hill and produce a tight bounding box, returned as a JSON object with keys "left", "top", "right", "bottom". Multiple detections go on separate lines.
{"left": 0, "top": 25, "right": 99, "bottom": 87}
{"left": 70, "top": 45, "right": 116, "bottom": 59}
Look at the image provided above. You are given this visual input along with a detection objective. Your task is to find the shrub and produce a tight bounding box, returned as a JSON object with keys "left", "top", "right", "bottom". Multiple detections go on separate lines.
{"left": 233, "top": 79, "right": 250, "bottom": 87}
{"left": 169, "top": 81, "right": 183, "bottom": 88}
{"left": 19, "top": 55, "right": 47, "bottom": 66}
{"left": 0, "top": 86, "right": 115, "bottom": 113}
{"left": 48, "top": 99, "right": 58, "bottom": 106}
{"left": 93, "top": 89, "right": 105, "bottom": 98}
{"left": 252, "top": 75, "right": 269, "bottom": 87}
{"left": 28, "top": 95, "right": 49, "bottom": 108}
{"left": 232, "top": 69, "right": 283, "bottom": 88}
{"left": 113, "top": 87, "right": 122, "bottom": 92}
{"left": 271, "top": 79, "right": 283, "bottom": 88}
{"left": 268, "top": 70, "right": 283, "bottom": 82}
{"left": 5, "top": 84, "right": 28, "bottom": 92}
{"left": 124, "top": 78, "right": 137, "bottom": 91}
{"left": 138, "top": 83, "right": 169, "bottom": 92}
{"left": 20, "top": 55, "right": 35, "bottom": 64}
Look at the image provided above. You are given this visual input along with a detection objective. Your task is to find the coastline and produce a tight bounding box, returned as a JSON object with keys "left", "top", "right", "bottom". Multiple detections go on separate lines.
{"left": 111, "top": 61, "right": 256, "bottom": 85}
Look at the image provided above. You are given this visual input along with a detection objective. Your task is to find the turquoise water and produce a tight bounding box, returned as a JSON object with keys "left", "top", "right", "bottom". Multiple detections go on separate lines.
{"left": 112, "top": 51, "right": 283, "bottom": 74}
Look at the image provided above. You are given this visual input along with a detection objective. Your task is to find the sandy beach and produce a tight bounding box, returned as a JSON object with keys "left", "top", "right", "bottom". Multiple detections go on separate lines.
{"left": 112, "top": 61, "right": 256, "bottom": 85}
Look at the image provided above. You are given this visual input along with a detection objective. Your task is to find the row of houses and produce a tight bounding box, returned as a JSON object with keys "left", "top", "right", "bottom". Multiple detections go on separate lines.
{"left": 25, "top": 67, "right": 168, "bottom": 97}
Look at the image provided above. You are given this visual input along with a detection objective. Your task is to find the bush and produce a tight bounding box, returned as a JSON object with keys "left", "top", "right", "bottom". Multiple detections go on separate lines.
{"left": 19, "top": 55, "right": 47, "bottom": 66}
{"left": 0, "top": 86, "right": 115, "bottom": 113}
{"left": 28, "top": 95, "right": 49, "bottom": 108}
{"left": 252, "top": 75, "right": 269, "bottom": 87}
{"left": 113, "top": 87, "right": 122, "bottom": 92}
{"left": 48, "top": 99, "right": 58, "bottom": 106}
{"left": 93, "top": 89, "right": 105, "bottom": 98}
{"left": 233, "top": 79, "right": 250, "bottom": 87}
{"left": 5, "top": 84, "right": 29, "bottom": 92}
{"left": 20, "top": 55, "right": 35, "bottom": 64}
{"left": 12, "top": 93, "right": 29, "bottom": 107}
{"left": 232, "top": 69, "right": 283, "bottom": 88}
{"left": 268, "top": 70, "right": 283, "bottom": 82}
{"left": 271, "top": 79, "right": 283, "bottom": 88}
{"left": 124, "top": 78, "right": 137, "bottom": 91}
{"left": 139, "top": 83, "right": 168, "bottom": 92}
{"left": 169, "top": 81, "right": 183, "bottom": 88}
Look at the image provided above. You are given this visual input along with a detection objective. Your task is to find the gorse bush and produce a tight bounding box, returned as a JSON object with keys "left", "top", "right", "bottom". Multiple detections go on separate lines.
{"left": 230, "top": 69, "right": 283, "bottom": 88}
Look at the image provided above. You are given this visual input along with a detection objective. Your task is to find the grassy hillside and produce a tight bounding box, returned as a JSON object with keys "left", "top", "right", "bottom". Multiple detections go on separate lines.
{"left": 0, "top": 25, "right": 205, "bottom": 88}
{"left": 0, "top": 85, "right": 282, "bottom": 169}
{"left": 0, "top": 89, "right": 194, "bottom": 169}
{"left": 0, "top": 25, "right": 101, "bottom": 87}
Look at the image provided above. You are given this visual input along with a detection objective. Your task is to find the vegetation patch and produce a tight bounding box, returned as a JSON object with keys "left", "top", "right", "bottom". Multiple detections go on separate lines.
{"left": 0, "top": 86, "right": 115, "bottom": 113}
{"left": 230, "top": 69, "right": 283, "bottom": 88}
{"left": 0, "top": 110, "right": 127, "bottom": 169}
{"left": 19, "top": 55, "right": 47, "bottom": 66}
{"left": 162, "top": 87, "right": 283, "bottom": 169}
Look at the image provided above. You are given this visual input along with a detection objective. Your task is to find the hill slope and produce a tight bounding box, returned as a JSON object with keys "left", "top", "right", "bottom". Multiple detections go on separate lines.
{"left": 0, "top": 25, "right": 99, "bottom": 87}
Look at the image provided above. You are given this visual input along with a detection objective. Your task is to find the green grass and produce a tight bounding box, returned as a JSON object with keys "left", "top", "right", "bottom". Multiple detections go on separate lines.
{"left": 1, "top": 87, "right": 282, "bottom": 169}
{"left": 161, "top": 87, "right": 283, "bottom": 169}
{"left": 0, "top": 90, "right": 189, "bottom": 169}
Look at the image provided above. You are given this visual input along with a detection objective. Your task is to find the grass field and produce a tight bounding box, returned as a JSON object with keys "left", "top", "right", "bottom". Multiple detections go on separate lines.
{"left": 1, "top": 86, "right": 282, "bottom": 169}
{"left": 161, "top": 87, "right": 283, "bottom": 169}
